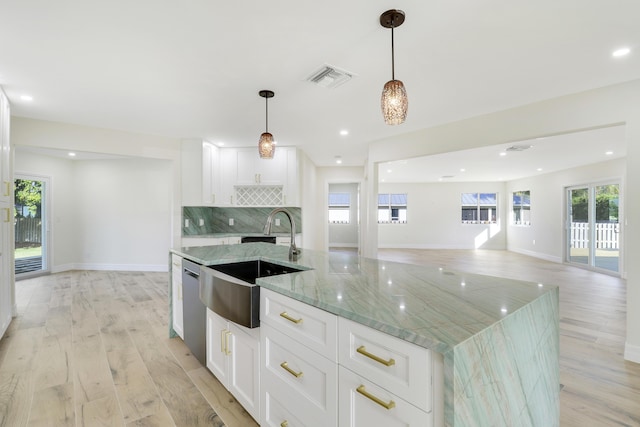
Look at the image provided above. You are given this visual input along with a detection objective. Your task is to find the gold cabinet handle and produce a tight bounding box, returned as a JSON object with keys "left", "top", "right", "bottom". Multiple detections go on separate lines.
{"left": 220, "top": 330, "right": 226, "bottom": 353}
{"left": 280, "top": 361, "right": 303, "bottom": 378}
{"left": 224, "top": 330, "right": 232, "bottom": 355}
{"left": 280, "top": 422, "right": 288, "bottom": 427}
{"left": 357, "top": 346, "right": 395, "bottom": 367}
{"left": 2, "top": 208, "right": 9, "bottom": 223}
{"left": 356, "top": 385, "right": 396, "bottom": 410}
{"left": 3, "top": 181, "right": 9, "bottom": 197}
{"left": 279, "top": 311, "right": 303, "bottom": 324}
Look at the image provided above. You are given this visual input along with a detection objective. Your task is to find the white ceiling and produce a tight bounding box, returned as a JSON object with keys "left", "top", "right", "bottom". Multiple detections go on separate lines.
{"left": 1, "top": 1, "right": 639, "bottom": 176}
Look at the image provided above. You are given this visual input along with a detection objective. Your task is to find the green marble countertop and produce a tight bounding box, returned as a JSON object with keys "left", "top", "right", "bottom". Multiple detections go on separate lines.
{"left": 171, "top": 243, "right": 554, "bottom": 355}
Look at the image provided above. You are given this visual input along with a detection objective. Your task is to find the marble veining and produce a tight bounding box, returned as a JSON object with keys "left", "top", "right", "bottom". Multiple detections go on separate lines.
{"left": 182, "top": 206, "right": 301, "bottom": 235}
{"left": 170, "top": 243, "right": 559, "bottom": 426}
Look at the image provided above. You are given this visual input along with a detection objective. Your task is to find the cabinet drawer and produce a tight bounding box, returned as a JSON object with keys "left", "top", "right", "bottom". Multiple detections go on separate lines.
{"left": 338, "top": 366, "right": 432, "bottom": 427}
{"left": 261, "top": 324, "right": 337, "bottom": 426}
{"left": 261, "top": 288, "right": 337, "bottom": 360}
{"left": 338, "top": 317, "right": 432, "bottom": 411}
{"left": 262, "top": 390, "right": 307, "bottom": 427}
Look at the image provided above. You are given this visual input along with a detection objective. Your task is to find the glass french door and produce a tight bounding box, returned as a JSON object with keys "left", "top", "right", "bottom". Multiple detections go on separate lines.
{"left": 14, "top": 175, "right": 49, "bottom": 277}
{"left": 566, "top": 183, "right": 620, "bottom": 273}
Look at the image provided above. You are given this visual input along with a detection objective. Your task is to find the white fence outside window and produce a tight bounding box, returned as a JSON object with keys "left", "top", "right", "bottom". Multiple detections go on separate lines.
{"left": 570, "top": 222, "right": 619, "bottom": 249}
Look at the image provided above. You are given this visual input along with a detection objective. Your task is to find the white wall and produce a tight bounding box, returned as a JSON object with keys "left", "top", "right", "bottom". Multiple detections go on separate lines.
{"left": 72, "top": 158, "right": 171, "bottom": 271}
{"left": 12, "top": 118, "right": 181, "bottom": 272}
{"left": 14, "top": 150, "right": 172, "bottom": 272}
{"left": 506, "top": 158, "right": 625, "bottom": 266}
{"left": 378, "top": 182, "right": 507, "bottom": 250}
{"left": 328, "top": 183, "right": 359, "bottom": 248}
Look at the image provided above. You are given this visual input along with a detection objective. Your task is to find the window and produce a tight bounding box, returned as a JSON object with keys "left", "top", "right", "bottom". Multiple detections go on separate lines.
{"left": 378, "top": 193, "right": 407, "bottom": 223}
{"left": 328, "top": 192, "right": 350, "bottom": 223}
{"left": 512, "top": 190, "right": 531, "bottom": 225}
{"left": 461, "top": 193, "right": 497, "bottom": 224}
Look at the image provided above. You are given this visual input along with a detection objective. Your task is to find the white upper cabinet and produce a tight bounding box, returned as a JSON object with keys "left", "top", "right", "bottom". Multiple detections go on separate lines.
{"left": 181, "top": 141, "right": 299, "bottom": 207}
{"left": 181, "top": 139, "right": 221, "bottom": 206}
{"left": 236, "top": 147, "right": 287, "bottom": 186}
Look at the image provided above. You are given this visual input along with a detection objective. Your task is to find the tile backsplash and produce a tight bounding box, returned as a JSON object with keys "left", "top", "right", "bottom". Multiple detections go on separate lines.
{"left": 183, "top": 206, "right": 302, "bottom": 235}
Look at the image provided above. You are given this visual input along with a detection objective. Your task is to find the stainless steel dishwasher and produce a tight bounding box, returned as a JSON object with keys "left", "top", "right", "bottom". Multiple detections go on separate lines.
{"left": 182, "top": 258, "right": 206, "bottom": 365}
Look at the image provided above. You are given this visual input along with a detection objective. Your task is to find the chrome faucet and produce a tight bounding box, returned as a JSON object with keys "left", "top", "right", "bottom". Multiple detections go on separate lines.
{"left": 264, "top": 208, "right": 300, "bottom": 261}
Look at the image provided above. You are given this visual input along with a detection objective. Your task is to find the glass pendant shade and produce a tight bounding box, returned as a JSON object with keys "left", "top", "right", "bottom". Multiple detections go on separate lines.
{"left": 381, "top": 79, "right": 408, "bottom": 125}
{"left": 258, "top": 132, "right": 275, "bottom": 159}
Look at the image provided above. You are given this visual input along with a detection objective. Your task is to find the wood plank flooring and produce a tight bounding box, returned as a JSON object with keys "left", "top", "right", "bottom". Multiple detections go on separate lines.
{"left": 0, "top": 271, "right": 256, "bottom": 427}
{"left": 0, "top": 250, "right": 638, "bottom": 426}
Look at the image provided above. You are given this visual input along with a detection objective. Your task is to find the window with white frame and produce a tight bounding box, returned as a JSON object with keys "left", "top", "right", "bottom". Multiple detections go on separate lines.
{"left": 512, "top": 190, "right": 531, "bottom": 225}
{"left": 328, "top": 192, "right": 350, "bottom": 223}
{"left": 378, "top": 193, "right": 407, "bottom": 223}
{"left": 461, "top": 193, "right": 497, "bottom": 224}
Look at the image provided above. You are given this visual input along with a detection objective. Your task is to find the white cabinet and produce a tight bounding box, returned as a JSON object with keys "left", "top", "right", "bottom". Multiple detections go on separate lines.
{"left": 260, "top": 290, "right": 444, "bottom": 427}
{"left": 206, "top": 308, "right": 261, "bottom": 422}
{"left": 339, "top": 366, "right": 432, "bottom": 427}
{"left": 338, "top": 317, "right": 442, "bottom": 427}
{"left": 181, "top": 139, "right": 221, "bottom": 206}
{"left": 0, "top": 87, "right": 12, "bottom": 340}
{"left": 220, "top": 147, "right": 299, "bottom": 206}
{"left": 236, "top": 147, "right": 287, "bottom": 186}
{"left": 170, "top": 254, "right": 184, "bottom": 339}
{"left": 0, "top": 88, "right": 10, "bottom": 204}
{"left": 260, "top": 288, "right": 338, "bottom": 426}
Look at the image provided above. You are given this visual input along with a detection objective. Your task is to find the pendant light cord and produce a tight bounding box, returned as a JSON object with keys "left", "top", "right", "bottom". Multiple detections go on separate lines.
{"left": 391, "top": 24, "right": 395, "bottom": 80}
{"left": 265, "top": 96, "right": 269, "bottom": 133}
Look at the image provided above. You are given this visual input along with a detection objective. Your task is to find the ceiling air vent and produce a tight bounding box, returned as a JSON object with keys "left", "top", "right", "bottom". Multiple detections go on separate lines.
{"left": 306, "top": 64, "right": 355, "bottom": 89}
{"left": 506, "top": 144, "right": 533, "bottom": 152}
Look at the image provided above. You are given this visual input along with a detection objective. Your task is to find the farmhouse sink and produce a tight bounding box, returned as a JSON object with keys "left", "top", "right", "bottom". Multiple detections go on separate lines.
{"left": 199, "top": 260, "right": 305, "bottom": 328}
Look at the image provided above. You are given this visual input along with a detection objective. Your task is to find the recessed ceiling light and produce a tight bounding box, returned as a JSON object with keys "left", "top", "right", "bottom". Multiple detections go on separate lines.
{"left": 387, "top": 169, "right": 392, "bottom": 173}
{"left": 20, "top": 95, "right": 33, "bottom": 101}
{"left": 605, "top": 151, "right": 613, "bottom": 155}
{"left": 335, "top": 156, "right": 342, "bottom": 164}
{"left": 460, "top": 168, "right": 466, "bottom": 172}
{"left": 339, "top": 129, "right": 349, "bottom": 136}
{"left": 68, "top": 152, "right": 76, "bottom": 157}
{"left": 612, "top": 47, "right": 631, "bottom": 57}
{"left": 499, "top": 152, "right": 507, "bottom": 157}
{"left": 217, "top": 142, "right": 225, "bottom": 146}
{"left": 536, "top": 168, "right": 543, "bottom": 172}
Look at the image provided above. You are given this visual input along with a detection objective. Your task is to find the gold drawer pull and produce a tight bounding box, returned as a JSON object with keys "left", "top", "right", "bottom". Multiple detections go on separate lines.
{"left": 3, "top": 181, "right": 9, "bottom": 197}
{"left": 2, "top": 208, "right": 9, "bottom": 223}
{"left": 220, "top": 330, "right": 226, "bottom": 353}
{"left": 280, "top": 311, "right": 303, "bottom": 324}
{"left": 280, "top": 362, "right": 303, "bottom": 378}
{"left": 357, "top": 345, "right": 395, "bottom": 366}
{"left": 280, "top": 422, "right": 288, "bottom": 427}
{"left": 224, "top": 330, "right": 232, "bottom": 355}
{"left": 356, "top": 385, "right": 396, "bottom": 410}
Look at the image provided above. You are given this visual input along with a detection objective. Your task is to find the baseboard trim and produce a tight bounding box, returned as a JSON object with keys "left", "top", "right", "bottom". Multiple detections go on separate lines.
{"left": 508, "top": 248, "right": 562, "bottom": 264}
{"left": 624, "top": 342, "right": 640, "bottom": 364}
{"left": 52, "top": 263, "right": 168, "bottom": 273}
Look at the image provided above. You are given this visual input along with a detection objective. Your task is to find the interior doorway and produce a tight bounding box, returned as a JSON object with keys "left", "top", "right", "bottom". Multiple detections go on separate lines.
{"left": 328, "top": 183, "right": 360, "bottom": 254}
{"left": 566, "top": 182, "right": 620, "bottom": 274}
{"left": 14, "top": 175, "right": 49, "bottom": 277}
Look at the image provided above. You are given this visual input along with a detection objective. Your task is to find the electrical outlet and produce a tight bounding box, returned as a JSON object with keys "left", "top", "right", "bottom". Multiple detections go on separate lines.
{"left": 229, "top": 218, "right": 234, "bottom": 226}
{"left": 275, "top": 218, "right": 280, "bottom": 226}
{"left": 199, "top": 218, "right": 204, "bottom": 226}
{"left": 185, "top": 219, "right": 189, "bottom": 227}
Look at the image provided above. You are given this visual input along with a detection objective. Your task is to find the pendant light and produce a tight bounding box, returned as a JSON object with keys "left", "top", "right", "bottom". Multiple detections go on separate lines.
{"left": 380, "top": 9, "right": 408, "bottom": 125}
{"left": 258, "top": 90, "right": 275, "bottom": 159}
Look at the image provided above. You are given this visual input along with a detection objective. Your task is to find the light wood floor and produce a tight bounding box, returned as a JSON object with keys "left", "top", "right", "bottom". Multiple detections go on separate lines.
{"left": 1, "top": 250, "right": 638, "bottom": 426}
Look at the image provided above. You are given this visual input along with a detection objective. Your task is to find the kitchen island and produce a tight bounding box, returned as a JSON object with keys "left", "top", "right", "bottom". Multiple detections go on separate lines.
{"left": 170, "top": 243, "right": 559, "bottom": 427}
